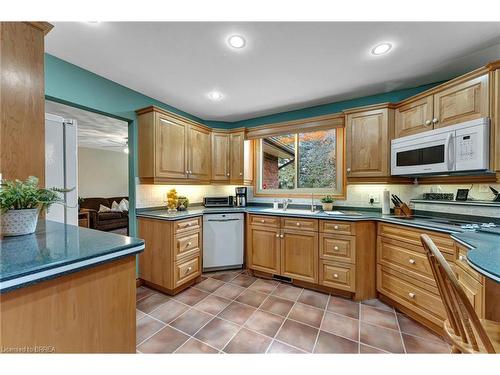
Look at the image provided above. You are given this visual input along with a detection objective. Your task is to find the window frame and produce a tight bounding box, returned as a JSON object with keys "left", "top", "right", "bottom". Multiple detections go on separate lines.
{"left": 253, "top": 126, "right": 346, "bottom": 198}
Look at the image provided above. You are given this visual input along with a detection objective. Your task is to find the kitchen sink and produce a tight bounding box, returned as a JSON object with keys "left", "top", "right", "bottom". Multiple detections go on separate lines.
{"left": 260, "top": 208, "right": 320, "bottom": 215}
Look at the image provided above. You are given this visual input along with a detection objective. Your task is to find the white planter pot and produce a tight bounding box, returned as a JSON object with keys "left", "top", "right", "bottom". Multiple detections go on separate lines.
{"left": 322, "top": 202, "right": 334, "bottom": 212}
{"left": 1, "top": 208, "right": 40, "bottom": 236}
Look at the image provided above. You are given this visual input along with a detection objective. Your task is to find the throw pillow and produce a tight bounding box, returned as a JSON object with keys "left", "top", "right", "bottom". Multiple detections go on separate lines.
{"left": 118, "top": 199, "right": 128, "bottom": 212}
{"left": 98, "top": 204, "right": 111, "bottom": 213}
{"left": 111, "top": 201, "right": 122, "bottom": 212}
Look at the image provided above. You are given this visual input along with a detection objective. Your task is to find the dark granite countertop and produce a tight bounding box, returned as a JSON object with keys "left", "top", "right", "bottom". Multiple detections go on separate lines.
{"left": 0, "top": 220, "right": 144, "bottom": 293}
{"left": 137, "top": 205, "right": 500, "bottom": 282}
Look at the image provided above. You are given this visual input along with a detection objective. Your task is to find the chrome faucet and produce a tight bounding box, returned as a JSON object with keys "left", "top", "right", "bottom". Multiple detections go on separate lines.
{"left": 311, "top": 193, "right": 316, "bottom": 212}
{"left": 282, "top": 198, "right": 292, "bottom": 211}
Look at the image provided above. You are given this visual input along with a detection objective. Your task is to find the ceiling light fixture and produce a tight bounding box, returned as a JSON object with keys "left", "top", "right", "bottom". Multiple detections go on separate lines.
{"left": 207, "top": 91, "right": 224, "bottom": 101}
{"left": 227, "top": 35, "right": 246, "bottom": 49}
{"left": 371, "top": 42, "right": 393, "bottom": 56}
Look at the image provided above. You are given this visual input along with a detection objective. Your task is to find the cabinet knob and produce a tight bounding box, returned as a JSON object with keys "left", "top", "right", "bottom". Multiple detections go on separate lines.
{"left": 425, "top": 120, "right": 431, "bottom": 126}
{"left": 187, "top": 222, "right": 191, "bottom": 226}
{"left": 187, "top": 242, "right": 192, "bottom": 246}
{"left": 280, "top": 234, "right": 284, "bottom": 238}
{"left": 432, "top": 118, "right": 439, "bottom": 124}
{"left": 459, "top": 255, "right": 464, "bottom": 261}
{"left": 334, "top": 225, "right": 339, "bottom": 230}
{"left": 408, "top": 292, "right": 415, "bottom": 299}
{"left": 296, "top": 222, "right": 301, "bottom": 226}
{"left": 333, "top": 273, "right": 338, "bottom": 278}
{"left": 239, "top": 172, "right": 243, "bottom": 176}
{"left": 227, "top": 173, "right": 230, "bottom": 177}
{"left": 261, "top": 219, "right": 265, "bottom": 223}
{"left": 186, "top": 266, "right": 192, "bottom": 273}
{"left": 346, "top": 168, "right": 351, "bottom": 173}
{"left": 276, "top": 233, "right": 280, "bottom": 237}
{"left": 408, "top": 259, "right": 416, "bottom": 265}
{"left": 334, "top": 246, "right": 339, "bottom": 250}
{"left": 186, "top": 170, "right": 189, "bottom": 174}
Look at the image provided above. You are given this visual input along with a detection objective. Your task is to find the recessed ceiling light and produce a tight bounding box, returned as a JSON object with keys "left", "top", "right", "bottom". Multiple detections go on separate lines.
{"left": 228, "top": 35, "right": 246, "bottom": 49}
{"left": 207, "top": 91, "right": 223, "bottom": 101}
{"left": 371, "top": 42, "right": 393, "bottom": 55}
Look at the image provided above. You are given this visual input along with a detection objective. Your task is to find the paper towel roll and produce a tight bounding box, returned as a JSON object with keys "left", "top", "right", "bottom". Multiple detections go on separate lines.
{"left": 382, "top": 190, "right": 390, "bottom": 215}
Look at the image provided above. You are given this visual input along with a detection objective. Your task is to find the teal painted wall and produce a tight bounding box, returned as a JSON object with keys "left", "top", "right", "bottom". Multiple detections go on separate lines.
{"left": 204, "top": 81, "right": 443, "bottom": 129}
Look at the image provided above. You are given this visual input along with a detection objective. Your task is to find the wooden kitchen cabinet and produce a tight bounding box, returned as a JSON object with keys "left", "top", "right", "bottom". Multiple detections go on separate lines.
{"left": 281, "top": 229, "right": 318, "bottom": 283}
{"left": 345, "top": 106, "right": 394, "bottom": 178}
{"left": 138, "top": 216, "right": 202, "bottom": 295}
{"left": 395, "top": 95, "right": 434, "bottom": 138}
{"left": 247, "top": 224, "right": 281, "bottom": 274}
{"left": 433, "top": 74, "right": 489, "bottom": 129}
{"left": 211, "top": 132, "right": 230, "bottom": 182}
{"left": 137, "top": 106, "right": 211, "bottom": 184}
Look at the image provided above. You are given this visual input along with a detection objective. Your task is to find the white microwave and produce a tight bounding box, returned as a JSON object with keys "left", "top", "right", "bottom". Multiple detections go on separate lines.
{"left": 391, "top": 118, "right": 490, "bottom": 176}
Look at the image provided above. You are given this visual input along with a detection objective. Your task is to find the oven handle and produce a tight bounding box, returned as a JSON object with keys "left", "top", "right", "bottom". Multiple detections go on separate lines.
{"left": 445, "top": 132, "right": 454, "bottom": 171}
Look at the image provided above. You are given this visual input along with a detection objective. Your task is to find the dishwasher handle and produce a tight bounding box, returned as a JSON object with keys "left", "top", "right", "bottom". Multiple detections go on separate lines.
{"left": 207, "top": 218, "right": 241, "bottom": 222}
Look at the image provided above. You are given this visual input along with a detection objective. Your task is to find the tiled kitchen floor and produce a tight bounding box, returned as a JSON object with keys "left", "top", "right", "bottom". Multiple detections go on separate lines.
{"left": 136, "top": 269, "right": 451, "bottom": 354}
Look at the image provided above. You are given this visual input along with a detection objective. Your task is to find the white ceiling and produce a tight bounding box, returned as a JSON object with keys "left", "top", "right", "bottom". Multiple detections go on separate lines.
{"left": 45, "top": 100, "right": 128, "bottom": 151}
{"left": 45, "top": 22, "right": 500, "bottom": 122}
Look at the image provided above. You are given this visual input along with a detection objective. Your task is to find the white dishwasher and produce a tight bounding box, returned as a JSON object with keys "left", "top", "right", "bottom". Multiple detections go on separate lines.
{"left": 203, "top": 213, "right": 244, "bottom": 271}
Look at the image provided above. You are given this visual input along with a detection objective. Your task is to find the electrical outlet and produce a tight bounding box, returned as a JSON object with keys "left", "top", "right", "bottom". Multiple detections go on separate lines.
{"left": 478, "top": 184, "right": 489, "bottom": 193}
{"left": 369, "top": 194, "right": 380, "bottom": 204}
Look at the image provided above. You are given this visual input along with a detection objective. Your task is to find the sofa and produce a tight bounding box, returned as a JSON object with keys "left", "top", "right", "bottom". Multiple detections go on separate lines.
{"left": 80, "top": 197, "right": 129, "bottom": 233}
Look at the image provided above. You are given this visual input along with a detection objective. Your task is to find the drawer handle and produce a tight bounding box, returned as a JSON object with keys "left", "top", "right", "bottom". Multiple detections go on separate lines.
{"left": 333, "top": 273, "right": 339, "bottom": 278}
{"left": 187, "top": 242, "right": 192, "bottom": 246}
{"left": 459, "top": 255, "right": 465, "bottom": 261}
{"left": 185, "top": 266, "right": 193, "bottom": 273}
{"left": 408, "top": 292, "right": 416, "bottom": 299}
{"left": 408, "top": 259, "right": 416, "bottom": 265}
{"left": 296, "top": 222, "right": 301, "bottom": 226}
{"left": 334, "top": 246, "right": 339, "bottom": 250}
{"left": 334, "top": 225, "right": 339, "bottom": 230}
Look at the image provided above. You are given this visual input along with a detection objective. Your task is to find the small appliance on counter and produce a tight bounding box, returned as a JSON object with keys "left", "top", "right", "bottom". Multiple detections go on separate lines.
{"left": 235, "top": 187, "right": 247, "bottom": 207}
{"left": 203, "top": 196, "right": 234, "bottom": 207}
{"left": 422, "top": 193, "right": 454, "bottom": 201}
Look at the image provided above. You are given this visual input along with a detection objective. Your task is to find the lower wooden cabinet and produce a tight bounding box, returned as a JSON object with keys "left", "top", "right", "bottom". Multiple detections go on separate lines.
{"left": 138, "top": 216, "right": 202, "bottom": 295}
{"left": 281, "top": 229, "right": 318, "bottom": 283}
{"left": 247, "top": 225, "right": 281, "bottom": 274}
{"left": 247, "top": 215, "right": 376, "bottom": 300}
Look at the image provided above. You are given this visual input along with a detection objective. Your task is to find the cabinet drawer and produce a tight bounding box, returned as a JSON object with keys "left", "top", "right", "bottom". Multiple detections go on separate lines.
{"left": 319, "top": 233, "right": 356, "bottom": 263}
{"left": 174, "top": 217, "right": 201, "bottom": 234}
{"left": 454, "top": 265, "right": 484, "bottom": 318}
{"left": 377, "top": 236, "right": 435, "bottom": 284}
{"left": 175, "top": 232, "right": 201, "bottom": 260}
{"left": 319, "top": 260, "right": 355, "bottom": 292}
{"left": 377, "top": 265, "right": 445, "bottom": 325}
{"left": 378, "top": 223, "right": 455, "bottom": 255}
{"left": 282, "top": 217, "right": 318, "bottom": 232}
{"left": 320, "top": 220, "right": 354, "bottom": 235}
{"left": 455, "top": 244, "right": 483, "bottom": 283}
{"left": 174, "top": 255, "right": 201, "bottom": 288}
{"left": 249, "top": 215, "right": 280, "bottom": 228}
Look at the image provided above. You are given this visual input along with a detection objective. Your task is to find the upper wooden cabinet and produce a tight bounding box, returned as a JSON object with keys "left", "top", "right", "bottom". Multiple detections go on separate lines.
{"left": 395, "top": 74, "right": 489, "bottom": 138}
{"left": 137, "top": 107, "right": 211, "bottom": 184}
{"left": 345, "top": 107, "right": 394, "bottom": 178}
{"left": 395, "top": 96, "right": 434, "bottom": 138}
{"left": 211, "top": 130, "right": 253, "bottom": 185}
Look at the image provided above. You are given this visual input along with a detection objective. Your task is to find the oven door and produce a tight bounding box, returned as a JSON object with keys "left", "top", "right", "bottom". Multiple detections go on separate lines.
{"left": 391, "top": 130, "right": 455, "bottom": 176}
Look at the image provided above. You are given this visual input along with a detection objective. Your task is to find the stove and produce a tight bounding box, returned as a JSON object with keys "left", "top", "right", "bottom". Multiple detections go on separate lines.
{"left": 395, "top": 215, "right": 497, "bottom": 231}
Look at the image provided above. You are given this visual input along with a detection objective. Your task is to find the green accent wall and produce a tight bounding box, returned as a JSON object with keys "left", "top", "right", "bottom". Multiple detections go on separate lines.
{"left": 204, "top": 81, "right": 443, "bottom": 129}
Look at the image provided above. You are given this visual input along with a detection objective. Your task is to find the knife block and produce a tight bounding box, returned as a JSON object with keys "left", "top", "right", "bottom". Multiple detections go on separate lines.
{"left": 394, "top": 203, "right": 413, "bottom": 217}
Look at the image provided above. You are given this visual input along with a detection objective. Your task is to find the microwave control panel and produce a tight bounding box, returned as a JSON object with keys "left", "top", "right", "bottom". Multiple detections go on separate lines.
{"left": 457, "top": 135, "right": 475, "bottom": 161}
{"left": 455, "top": 123, "right": 489, "bottom": 170}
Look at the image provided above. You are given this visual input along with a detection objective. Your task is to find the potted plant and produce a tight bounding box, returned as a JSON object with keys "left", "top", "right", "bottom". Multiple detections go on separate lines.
{"left": 320, "top": 195, "right": 335, "bottom": 212}
{"left": 0, "top": 176, "right": 67, "bottom": 236}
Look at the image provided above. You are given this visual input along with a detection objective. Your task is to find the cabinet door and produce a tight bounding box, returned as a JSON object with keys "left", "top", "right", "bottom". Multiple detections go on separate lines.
{"left": 211, "top": 132, "right": 230, "bottom": 182}
{"left": 433, "top": 75, "right": 489, "bottom": 129}
{"left": 188, "top": 125, "right": 211, "bottom": 182}
{"left": 346, "top": 108, "right": 391, "bottom": 177}
{"left": 395, "top": 96, "right": 434, "bottom": 138}
{"left": 230, "top": 131, "right": 245, "bottom": 184}
{"left": 243, "top": 139, "right": 254, "bottom": 185}
{"left": 155, "top": 115, "right": 187, "bottom": 179}
{"left": 247, "top": 225, "right": 281, "bottom": 274}
{"left": 281, "top": 229, "right": 318, "bottom": 283}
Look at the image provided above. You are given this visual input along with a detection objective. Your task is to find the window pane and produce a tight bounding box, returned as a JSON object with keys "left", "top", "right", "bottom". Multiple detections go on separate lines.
{"left": 298, "top": 129, "right": 337, "bottom": 188}
{"left": 261, "top": 134, "right": 295, "bottom": 190}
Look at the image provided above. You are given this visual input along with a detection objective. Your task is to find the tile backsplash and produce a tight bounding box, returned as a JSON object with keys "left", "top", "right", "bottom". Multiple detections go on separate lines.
{"left": 136, "top": 182, "right": 500, "bottom": 218}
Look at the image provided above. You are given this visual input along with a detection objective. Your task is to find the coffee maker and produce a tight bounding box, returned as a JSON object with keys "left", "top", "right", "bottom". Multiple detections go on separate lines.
{"left": 235, "top": 187, "right": 247, "bottom": 207}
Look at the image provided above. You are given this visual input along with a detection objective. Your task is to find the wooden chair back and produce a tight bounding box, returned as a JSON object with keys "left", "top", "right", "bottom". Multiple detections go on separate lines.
{"left": 420, "top": 234, "right": 495, "bottom": 353}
